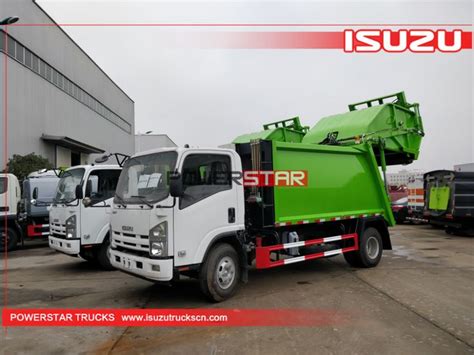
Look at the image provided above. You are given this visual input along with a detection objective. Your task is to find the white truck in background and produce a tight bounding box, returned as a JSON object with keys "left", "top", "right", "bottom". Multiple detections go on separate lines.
{"left": 0, "top": 173, "right": 22, "bottom": 251}
{"left": 48, "top": 164, "right": 121, "bottom": 269}
{"left": 407, "top": 176, "right": 425, "bottom": 222}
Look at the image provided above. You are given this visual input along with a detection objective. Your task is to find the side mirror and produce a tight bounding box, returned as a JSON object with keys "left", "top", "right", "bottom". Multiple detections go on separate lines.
{"left": 32, "top": 187, "right": 38, "bottom": 200}
{"left": 85, "top": 180, "right": 92, "bottom": 198}
{"left": 169, "top": 173, "right": 184, "bottom": 198}
{"left": 75, "top": 184, "right": 84, "bottom": 200}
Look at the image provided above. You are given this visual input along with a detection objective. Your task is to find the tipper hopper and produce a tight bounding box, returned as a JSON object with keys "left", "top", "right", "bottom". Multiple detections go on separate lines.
{"left": 302, "top": 92, "right": 424, "bottom": 166}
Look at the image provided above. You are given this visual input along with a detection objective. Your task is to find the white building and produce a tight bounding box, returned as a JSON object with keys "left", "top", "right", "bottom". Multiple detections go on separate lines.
{"left": 135, "top": 134, "right": 177, "bottom": 153}
{"left": 386, "top": 169, "right": 424, "bottom": 187}
{"left": 1, "top": 0, "right": 135, "bottom": 168}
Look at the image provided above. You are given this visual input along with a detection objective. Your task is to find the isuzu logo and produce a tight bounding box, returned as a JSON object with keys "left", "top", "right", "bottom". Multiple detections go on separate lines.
{"left": 344, "top": 29, "right": 464, "bottom": 53}
{"left": 122, "top": 226, "right": 133, "bottom": 232}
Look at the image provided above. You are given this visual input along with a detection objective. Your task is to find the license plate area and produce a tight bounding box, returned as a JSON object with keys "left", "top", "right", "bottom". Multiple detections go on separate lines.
{"left": 50, "top": 239, "right": 61, "bottom": 247}
{"left": 122, "top": 256, "right": 132, "bottom": 269}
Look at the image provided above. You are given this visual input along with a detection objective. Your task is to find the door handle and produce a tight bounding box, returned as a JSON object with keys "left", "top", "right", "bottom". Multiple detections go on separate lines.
{"left": 228, "top": 207, "right": 235, "bottom": 223}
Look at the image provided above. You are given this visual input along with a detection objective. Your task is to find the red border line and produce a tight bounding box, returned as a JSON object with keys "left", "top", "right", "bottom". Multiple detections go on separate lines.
{"left": 3, "top": 26, "right": 8, "bottom": 334}
{"left": 1, "top": 21, "right": 472, "bottom": 332}
{"left": 9, "top": 23, "right": 474, "bottom": 27}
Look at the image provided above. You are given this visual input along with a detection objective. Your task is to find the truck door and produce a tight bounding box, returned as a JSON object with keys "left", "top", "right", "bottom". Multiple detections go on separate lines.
{"left": 80, "top": 169, "right": 121, "bottom": 245}
{"left": 173, "top": 153, "right": 237, "bottom": 266}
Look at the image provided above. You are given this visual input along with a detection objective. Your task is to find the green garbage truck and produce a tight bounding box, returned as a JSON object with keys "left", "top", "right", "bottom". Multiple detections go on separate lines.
{"left": 108, "top": 92, "right": 424, "bottom": 301}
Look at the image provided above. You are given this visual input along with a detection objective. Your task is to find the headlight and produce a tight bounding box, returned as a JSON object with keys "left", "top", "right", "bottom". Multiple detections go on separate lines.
{"left": 150, "top": 242, "right": 165, "bottom": 256}
{"left": 149, "top": 222, "right": 167, "bottom": 257}
{"left": 65, "top": 215, "right": 77, "bottom": 239}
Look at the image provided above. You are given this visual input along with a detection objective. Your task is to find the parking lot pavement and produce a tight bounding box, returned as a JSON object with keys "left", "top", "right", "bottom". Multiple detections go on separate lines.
{"left": 1, "top": 224, "right": 473, "bottom": 354}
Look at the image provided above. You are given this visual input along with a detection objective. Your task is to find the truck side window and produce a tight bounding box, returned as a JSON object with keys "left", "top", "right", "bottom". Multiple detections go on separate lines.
{"left": 0, "top": 177, "right": 7, "bottom": 194}
{"left": 180, "top": 154, "right": 231, "bottom": 209}
{"left": 86, "top": 170, "right": 121, "bottom": 204}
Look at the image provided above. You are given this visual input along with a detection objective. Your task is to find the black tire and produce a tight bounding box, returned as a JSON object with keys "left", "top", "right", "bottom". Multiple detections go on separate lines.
{"left": 396, "top": 209, "right": 407, "bottom": 224}
{"left": 79, "top": 250, "right": 95, "bottom": 262}
{"left": 343, "top": 248, "right": 363, "bottom": 267}
{"left": 96, "top": 238, "right": 115, "bottom": 271}
{"left": 199, "top": 243, "right": 240, "bottom": 302}
{"left": 344, "top": 227, "right": 383, "bottom": 268}
{"left": 0, "top": 227, "right": 19, "bottom": 252}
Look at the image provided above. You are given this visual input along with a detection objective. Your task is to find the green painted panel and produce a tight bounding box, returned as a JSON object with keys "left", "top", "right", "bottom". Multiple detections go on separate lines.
{"left": 233, "top": 127, "right": 305, "bottom": 144}
{"left": 233, "top": 117, "right": 308, "bottom": 144}
{"left": 271, "top": 141, "right": 394, "bottom": 226}
{"left": 428, "top": 187, "right": 451, "bottom": 210}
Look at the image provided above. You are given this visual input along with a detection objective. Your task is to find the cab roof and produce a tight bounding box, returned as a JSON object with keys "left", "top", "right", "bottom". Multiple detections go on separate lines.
{"left": 65, "top": 164, "right": 120, "bottom": 170}
{"left": 132, "top": 146, "right": 236, "bottom": 159}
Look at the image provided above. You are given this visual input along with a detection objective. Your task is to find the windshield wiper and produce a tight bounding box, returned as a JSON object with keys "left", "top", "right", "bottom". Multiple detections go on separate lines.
{"left": 131, "top": 195, "right": 153, "bottom": 208}
{"left": 54, "top": 197, "right": 71, "bottom": 205}
{"left": 65, "top": 198, "right": 79, "bottom": 206}
{"left": 114, "top": 194, "right": 127, "bottom": 208}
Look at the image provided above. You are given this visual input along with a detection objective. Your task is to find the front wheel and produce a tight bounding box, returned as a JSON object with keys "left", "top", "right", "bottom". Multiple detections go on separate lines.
{"left": 344, "top": 227, "right": 383, "bottom": 268}
{"left": 199, "top": 243, "right": 240, "bottom": 302}
{"left": 0, "top": 227, "right": 19, "bottom": 252}
{"left": 96, "top": 238, "right": 115, "bottom": 271}
{"left": 79, "top": 250, "right": 95, "bottom": 262}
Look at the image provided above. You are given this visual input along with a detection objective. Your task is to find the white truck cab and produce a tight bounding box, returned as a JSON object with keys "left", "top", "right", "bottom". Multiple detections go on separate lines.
{"left": 109, "top": 147, "right": 245, "bottom": 298}
{"left": 0, "top": 174, "right": 22, "bottom": 251}
{"left": 0, "top": 173, "right": 21, "bottom": 217}
{"left": 49, "top": 164, "right": 121, "bottom": 269}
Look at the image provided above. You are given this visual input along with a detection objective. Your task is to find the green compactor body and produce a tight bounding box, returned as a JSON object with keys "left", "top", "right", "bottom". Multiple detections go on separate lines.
{"left": 233, "top": 92, "right": 424, "bottom": 228}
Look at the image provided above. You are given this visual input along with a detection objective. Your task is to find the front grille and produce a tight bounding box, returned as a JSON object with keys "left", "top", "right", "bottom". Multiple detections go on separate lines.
{"left": 50, "top": 222, "right": 66, "bottom": 237}
{"left": 112, "top": 230, "right": 149, "bottom": 253}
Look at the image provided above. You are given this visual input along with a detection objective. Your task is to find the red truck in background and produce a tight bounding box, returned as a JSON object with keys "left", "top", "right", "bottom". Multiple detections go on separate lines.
{"left": 389, "top": 185, "right": 408, "bottom": 224}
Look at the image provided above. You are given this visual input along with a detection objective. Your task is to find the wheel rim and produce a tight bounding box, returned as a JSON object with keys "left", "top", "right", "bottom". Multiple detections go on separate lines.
{"left": 216, "top": 256, "right": 236, "bottom": 290}
{"left": 366, "top": 236, "right": 380, "bottom": 260}
{"left": 1, "top": 230, "right": 8, "bottom": 243}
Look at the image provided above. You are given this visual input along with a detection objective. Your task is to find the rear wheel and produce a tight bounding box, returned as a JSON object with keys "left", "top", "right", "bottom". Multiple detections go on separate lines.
{"left": 199, "top": 243, "right": 240, "bottom": 302}
{"left": 344, "top": 227, "right": 383, "bottom": 268}
{"left": 0, "top": 227, "right": 19, "bottom": 252}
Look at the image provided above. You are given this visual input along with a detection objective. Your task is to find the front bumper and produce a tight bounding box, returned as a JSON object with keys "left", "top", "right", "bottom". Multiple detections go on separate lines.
{"left": 109, "top": 248, "right": 173, "bottom": 282}
{"left": 49, "top": 236, "right": 80, "bottom": 255}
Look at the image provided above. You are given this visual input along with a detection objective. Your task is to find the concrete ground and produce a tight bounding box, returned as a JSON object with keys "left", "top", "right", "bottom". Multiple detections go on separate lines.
{"left": 1, "top": 224, "right": 473, "bottom": 354}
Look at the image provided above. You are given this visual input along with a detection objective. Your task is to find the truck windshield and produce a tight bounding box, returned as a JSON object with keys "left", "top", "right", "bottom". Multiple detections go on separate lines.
{"left": 54, "top": 168, "right": 85, "bottom": 203}
{"left": 115, "top": 151, "right": 177, "bottom": 204}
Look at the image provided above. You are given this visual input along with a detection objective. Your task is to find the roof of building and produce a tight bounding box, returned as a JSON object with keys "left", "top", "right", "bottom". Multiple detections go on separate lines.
{"left": 41, "top": 134, "right": 105, "bottom": 154}
{"left": 135, "top": 134, "right": 177, "bottom": 146}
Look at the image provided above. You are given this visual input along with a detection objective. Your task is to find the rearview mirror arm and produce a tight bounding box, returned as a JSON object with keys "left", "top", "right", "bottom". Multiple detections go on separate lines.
{"left": 156, "top": 197, "right": 176, "bottom": 209}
